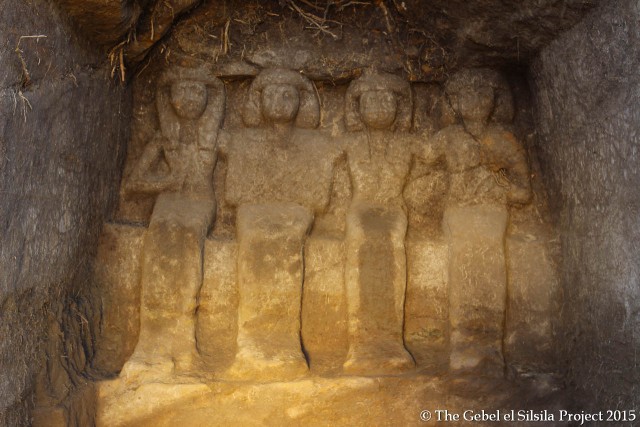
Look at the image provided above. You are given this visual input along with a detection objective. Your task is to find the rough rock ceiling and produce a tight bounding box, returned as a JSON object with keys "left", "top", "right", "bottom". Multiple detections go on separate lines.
{"left": 58, "top": 0, "right": 599, "bottom": 80}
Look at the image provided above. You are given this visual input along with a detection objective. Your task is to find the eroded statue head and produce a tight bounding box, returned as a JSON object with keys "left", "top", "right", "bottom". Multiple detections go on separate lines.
{"left": 359, "top": 89, "right": 398, "bottom": 130}
{"left": 243, "top": 68, "right": 320, "bottom": 129}
{"left": 445, "top": 68, "right": 512, "bottom": 136}
{"left": 345, "top": 71, "right": 412, "bottom": 132}
{"left": 170, "top": 80, "right": 209, "bottom": 119}
{"left": 261, "top": 84, "right": 301, "bottom": 124}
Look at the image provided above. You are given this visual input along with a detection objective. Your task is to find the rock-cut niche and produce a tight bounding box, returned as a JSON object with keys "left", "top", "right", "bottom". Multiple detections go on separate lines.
{"left": 89, "top": 61, "right": 560, "bottom": 425}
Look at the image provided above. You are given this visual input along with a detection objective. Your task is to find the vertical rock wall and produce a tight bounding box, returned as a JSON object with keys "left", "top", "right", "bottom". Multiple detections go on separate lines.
{"left": 0, "top": 1, "right": 131, "bottom": 425}
{"left": 531, "top": 0, "right": 640, "bottom": 416}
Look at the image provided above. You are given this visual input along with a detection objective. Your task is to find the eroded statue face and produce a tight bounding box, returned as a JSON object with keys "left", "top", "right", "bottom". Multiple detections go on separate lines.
{"left": 261, "top": 84, "right": 300, "bottom": 124}
{"left": 359, "top": 90, "right": 397, "bottom": 130}
{"left": 170, "top": 81, "right": 208, "bottom": 119}
{"left": 449, "top": 86, "right": 494, "bottom": 127}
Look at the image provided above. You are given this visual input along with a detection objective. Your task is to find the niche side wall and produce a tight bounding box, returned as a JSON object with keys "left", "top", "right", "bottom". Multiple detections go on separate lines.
{"left": 0, "top": 0, "right": 131, "bottom": 425}
{"left": 530, "top": 0, "right": 640, "bottom": 416}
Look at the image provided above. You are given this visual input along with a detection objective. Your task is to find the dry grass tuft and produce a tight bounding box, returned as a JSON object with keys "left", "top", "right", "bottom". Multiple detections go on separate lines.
{"left": 14, "top": 35, "right": 47, "bottom": 88}
{"left": 108, "top": 31, "right": 133, "bottom": 83}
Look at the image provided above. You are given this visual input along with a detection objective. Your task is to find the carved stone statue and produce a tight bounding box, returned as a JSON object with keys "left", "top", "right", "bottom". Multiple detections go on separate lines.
{"left": 434, "top": 68, "right": 531, "bottom": 375}
{"left": 341, "top": 71, "right": 416, "bottom": 375}
{"left": 125, "top": 68, "right": 225, "bottom": 199}
{"left": 122, "top": 67, "right": 225, "bottom": 377}
{"left": 91, "top": 60, "right": 561, "bottom": 424}
{"left": 220, "top": 68, "right": 341, "bottom": 380}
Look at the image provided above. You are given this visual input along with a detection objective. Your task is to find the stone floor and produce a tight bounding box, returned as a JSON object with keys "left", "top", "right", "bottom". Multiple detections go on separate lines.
{"left": 90, "top": 371, "right": 566, "bottom": 427}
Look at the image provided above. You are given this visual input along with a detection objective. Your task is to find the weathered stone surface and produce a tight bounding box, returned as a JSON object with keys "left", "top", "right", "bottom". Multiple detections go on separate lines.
{"left": 404, "top": 169, "right": 449, "bottom": 239}
{"left": 228, "top": 203, "right": 313, "bottom": 381}
{"left": 531, "top": 0, "right": 640, "bottom": 414}
{"left": 301, "top": 236, "right": 348, "bottom": 374}
{"left": 197, "top": 236, "right": 350, "bottom": 376}
{"left": 32, "top": 319, "right": 74, "bottom": 410}
{"left": 0, "top": 0, "right": 104, "bottom": 89}
{"left": 6, "top": 0, "right": 638, "bottom": 424}
{"left": 344, "top": 202, "right": 415, "bottom": 375}
{"left": 56, "top": 0, "right": 599, "bottom": 82}
{"left": 223, "top": 126, "right": 340, "bottom": 212}
{"left": 437, "top": 68, "right": 531, "bottom": 208}
{"left": 81, "top": 56, "right": 576, "bottom": 427}
{"left": 55, "top": 0, "right": 202, "bottom": 67}
{"left": 91, "top": 223, "right": 145, "bottom": 376}
{"left": 101, "top": 0, "right": 599, "bottom": 81}
{"left": 429, "top": 67, "right": 533, "bottom": 376}
{"left": 96, "top": 379, "right": 210, "bottom": 427}
{"left": 123, "top": 0, "right": 202, "bottom": 63}
{"left": 56, "top": 0, "right": 144, "bottom": 46}
{"left": 96, "top": 376, "right": 438, "bottom": 427}
{"left": 405, "top": 239, "right": 449, "bottom": 370}
{"left": 505, "top": 234, "right": 560, "bottom": 372}
{"left": 65, "top": 383, "right": 99, "bottom": 427}
{"left": 222, "top": 68, "right": 340, "bottom": 214}
{"left": 444, "top": 204, "right": 508, "bottom": 374}
{"left": 410, "top": 0, "right": 598, "bottom": 67}
{"left": 196, "top": 239, "right": 238, "bottom": 374}
{"left": 91, "top": 51, "right": 569, "bottom": 424}
{"left": 124, "top": 67, "right": 225, "bottom": 199}
{"left": 341, "top": 71, "right": 417, "bottom": 375}
{"left": 117, "top": 63, "right": 224, "bottom": 381}
{"left": 95, "top": 373, "right": 567, "bottom": 427}
{"left": 1, "top": 0, "right": 131, "bottom": 424}
{"left": 123, "top": 193, "right": 213, "bottom": 377}
{"left": 31, "top": 405, "right": 67, "bottom": 427}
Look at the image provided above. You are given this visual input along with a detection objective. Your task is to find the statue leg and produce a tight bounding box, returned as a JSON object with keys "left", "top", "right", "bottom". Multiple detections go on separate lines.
{"left": 123, "top": 193, "right": 215, "bottom": 378}
{"left": 343, "top": 202, "right": 415, "bottom": 375}
{"left": 443, "top": 204, "right": 508, "bottom": 376}
{"left": 226, "top": 202, "right": 313, "bottom": 381}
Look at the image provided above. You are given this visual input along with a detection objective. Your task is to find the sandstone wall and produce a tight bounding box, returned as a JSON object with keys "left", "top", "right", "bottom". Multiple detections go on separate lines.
{"left": 531, "top": 0, "right": 640, "bottom": 416}
{"left": 0, "top": 1, "right": 131, "bottom": 425}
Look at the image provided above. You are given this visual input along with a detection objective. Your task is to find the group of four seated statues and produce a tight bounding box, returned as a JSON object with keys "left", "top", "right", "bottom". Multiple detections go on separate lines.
{"left": 122, "top": 65, "right": 531, "bottom": 381}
